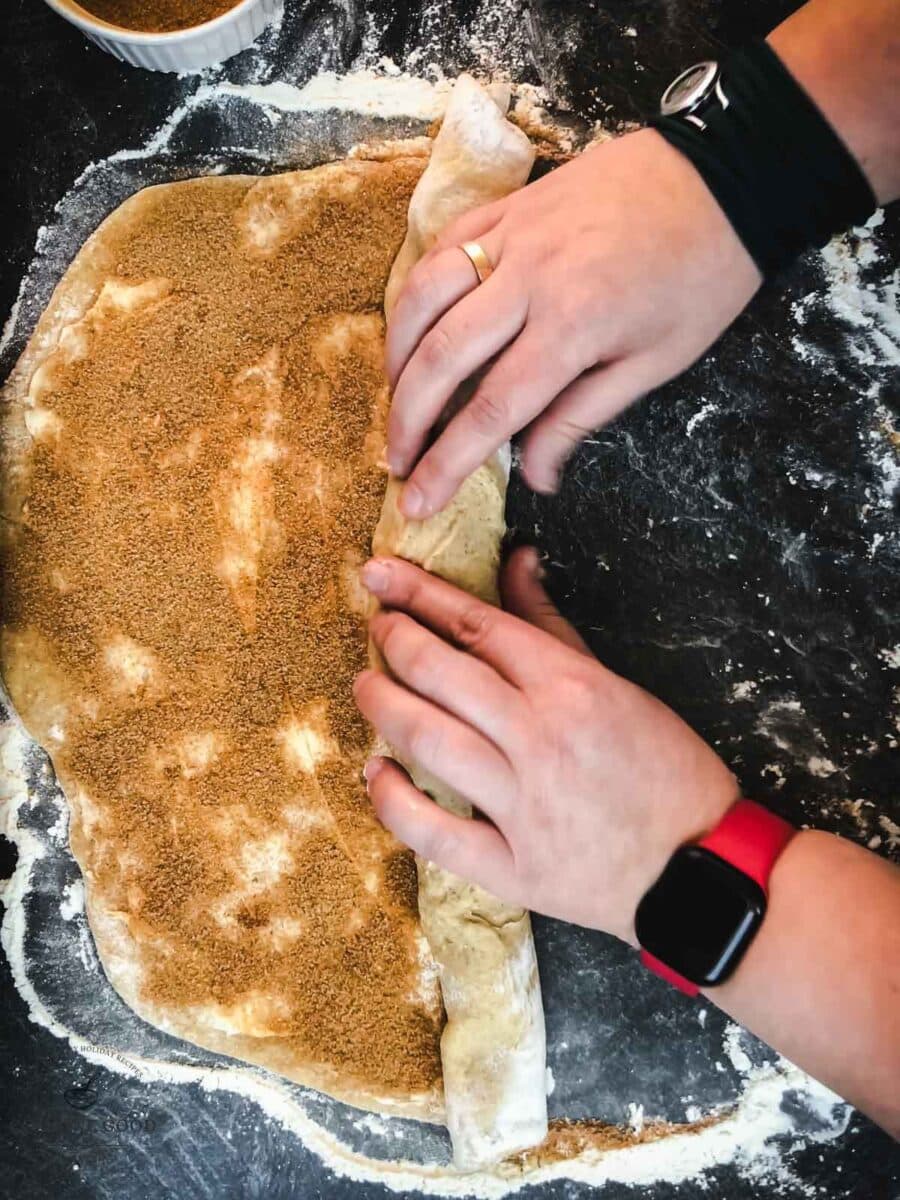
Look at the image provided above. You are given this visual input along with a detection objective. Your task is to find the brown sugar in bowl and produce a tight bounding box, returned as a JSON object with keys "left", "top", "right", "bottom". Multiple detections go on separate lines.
{"left": 43, "top": 0, "right": 283, "bottom": 72}
{"left": 68, "top": 0, "right": 243, "bottom": 33}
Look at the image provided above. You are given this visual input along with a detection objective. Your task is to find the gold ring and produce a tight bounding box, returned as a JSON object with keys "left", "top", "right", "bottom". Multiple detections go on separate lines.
{"left": 459, "top": 241, "right": 494, "bottom": 285}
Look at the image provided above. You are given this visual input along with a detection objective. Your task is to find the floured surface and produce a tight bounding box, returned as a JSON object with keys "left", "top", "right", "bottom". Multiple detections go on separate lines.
{"left": 1, "top": 709, "right": 855, "bottom": 1196}
{"left": 1, "top": 154, "right": 451, "bottom": 1117}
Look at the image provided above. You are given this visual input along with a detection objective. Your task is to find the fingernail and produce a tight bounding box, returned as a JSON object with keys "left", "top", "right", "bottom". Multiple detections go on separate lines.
{"left": 363, "top": 757, "right": 385, "bottom": 791}
{"left": 361, "top": 560, "right": 391, "bottom": 596}
{"left": 527, "top": 548, "right": 547, "bottom": 581}
{"left": 402, "top": 482, "right": 428, "bottom": 519}
{"left": 531, "top": 474, "right": 557, "bottom": 496}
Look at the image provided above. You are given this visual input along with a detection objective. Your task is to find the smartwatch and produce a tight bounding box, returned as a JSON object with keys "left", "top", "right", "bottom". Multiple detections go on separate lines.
{"left": 635, "top": 799, "right": 795, "bottom": 996}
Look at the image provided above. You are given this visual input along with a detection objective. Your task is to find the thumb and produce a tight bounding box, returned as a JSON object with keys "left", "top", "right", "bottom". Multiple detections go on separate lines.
{"left": 501, "top": 546, "right": 592, "bottom": 655}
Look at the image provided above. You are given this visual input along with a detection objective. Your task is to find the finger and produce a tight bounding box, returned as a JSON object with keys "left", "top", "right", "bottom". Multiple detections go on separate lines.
{"left": 384, "top": 228, "right": 502, "bottom": 389}
{"left": 387, "top": 269, "right": 526, "bottom": 477}
{"left": 429, "top": 199, "right": 507, "bottom": 256}
{"left": 370, "top": 610, "right": 523, "bottom": 748}
{"left": 401, "top": 326, "right": 591, "bottom": 519}
{"left": 518, "top": 354, "right": 662, "bottom": 494}
{"left": 361, "top": 556, "right": 571, "bottom": 686}
{"left": 500, "top": 546, "right": 592, "bottom": 655}
{"left": 353, "top": 670, "right": 514, "bottom": 819}
{"left": 364, "top": 756, "right": 517, "bottom": 894}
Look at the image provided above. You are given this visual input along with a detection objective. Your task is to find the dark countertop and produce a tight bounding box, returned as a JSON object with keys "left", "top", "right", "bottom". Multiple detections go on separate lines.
{"left": 1, "top": 2, "right": 899, "bottom": 1198}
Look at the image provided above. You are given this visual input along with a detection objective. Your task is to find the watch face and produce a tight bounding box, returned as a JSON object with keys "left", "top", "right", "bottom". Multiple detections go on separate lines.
{"left": 660, "top": 61, "right": 719, "bottom": 117}
{"left": 635, "top": 846, "right": 766, "bottom": 987}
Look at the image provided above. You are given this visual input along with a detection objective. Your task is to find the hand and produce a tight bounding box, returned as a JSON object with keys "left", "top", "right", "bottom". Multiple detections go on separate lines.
{"left": 354, "top": 549, "right": 739, "bottom": 943}
{"left": 385, "top": 129, "right": 761, "bottom": 518}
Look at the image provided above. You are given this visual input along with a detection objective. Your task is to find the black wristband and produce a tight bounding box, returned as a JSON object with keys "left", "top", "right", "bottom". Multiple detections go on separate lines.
{"left": 650, "top": 40, "right": 877, "bottom": 279}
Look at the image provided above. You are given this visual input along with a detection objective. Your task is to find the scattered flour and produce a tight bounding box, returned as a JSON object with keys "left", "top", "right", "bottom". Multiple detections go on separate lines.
{"left": 214, "top": 71, "right": 453, "bottom": 121}
{"left": 792, "top": 212, "right": 900, "bottom": 370}
{"left": 755, "top": 698, "right": 843, "bottom": 782}
{"left": 806, "top": 756, "right": 839, "bottom": 779}
{"left": 685, "top": 400, "right": 717, "bottom": 437}
{"left": 878, "top": 815, "right": 900, "bottom": 852}
{"left": 626, "top": 1102, "right": 645, "bottom": 1136}
{"left": 723, "top": 1024, "right": 754, "bottom": 1076}
{"left": 865, "top": 401, "right": 900, "bottom": 510}
{"left": 60, "top": 879, "right": 85, "bottom": 921}
{"left": 789, "top": 214, "right": 899, "bottom": 535}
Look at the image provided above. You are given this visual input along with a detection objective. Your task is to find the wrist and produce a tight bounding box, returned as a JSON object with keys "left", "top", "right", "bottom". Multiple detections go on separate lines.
{"left": 635, "top": 796, "right": 796, "bottom": 993}
{"left": 618, "top": 768, "right": 741, "bottom": 948}
{"left": 768, "top": 0, "right": 900, "bottom": 207}
{"left": 696, "top": 826, "right": 900, "bottom": 1135}
{"left": 645, "top": 127, "right": 763, "bottom": 290}
{"left": 698, "top": 827, "right": 818, "bottom": 998}
{"left": 650, "top": 40, "right": 877, "bottom": 278}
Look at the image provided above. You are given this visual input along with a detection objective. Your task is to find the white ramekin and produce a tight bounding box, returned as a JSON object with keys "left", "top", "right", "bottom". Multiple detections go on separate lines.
{"left": 43, "top": 0, "right": 283, "bottom": 73}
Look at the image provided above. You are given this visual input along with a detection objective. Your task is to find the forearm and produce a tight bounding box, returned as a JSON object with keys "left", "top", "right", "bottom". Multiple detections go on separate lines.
{"left": 769, "top": 0, "right": 900, "bottom": 205}
{"left": 705, "top": 829, "right": 900, "bottom": 1136}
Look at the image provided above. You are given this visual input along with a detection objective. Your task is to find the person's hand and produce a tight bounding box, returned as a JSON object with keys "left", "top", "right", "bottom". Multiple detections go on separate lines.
{"left": 353, "top": 549, "right": 739, "bottom": 943}
{"left": 385, "top": 128, "right": 761, "bottom": 518}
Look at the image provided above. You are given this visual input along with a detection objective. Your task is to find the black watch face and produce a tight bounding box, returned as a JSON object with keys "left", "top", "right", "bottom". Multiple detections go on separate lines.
{"left": 635, "top": 846, "right": 767, "bottom": 987}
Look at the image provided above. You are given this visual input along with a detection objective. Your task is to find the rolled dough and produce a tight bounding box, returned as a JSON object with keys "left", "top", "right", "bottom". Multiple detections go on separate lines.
{"left": 374, "top": 75, "right": 548, "bottom": 1171}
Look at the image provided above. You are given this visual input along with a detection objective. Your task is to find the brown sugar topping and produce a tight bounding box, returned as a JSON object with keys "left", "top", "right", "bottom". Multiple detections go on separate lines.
{"left": 75, "top": 0, "right": 240, "bottom": 33}
{"left": 2, "top": 158, "right": 443, "bottom": 1100}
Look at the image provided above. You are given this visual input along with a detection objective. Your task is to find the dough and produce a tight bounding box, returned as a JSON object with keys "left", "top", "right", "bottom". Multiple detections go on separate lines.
{"left": 374, "top": 75, "right": 548, "bottom": 1171}
{"left": 1, "top": 153, "right": 449, "bottom": 1118}
{"left": 2, "top": 76, "right": 547, "bottom": 1163}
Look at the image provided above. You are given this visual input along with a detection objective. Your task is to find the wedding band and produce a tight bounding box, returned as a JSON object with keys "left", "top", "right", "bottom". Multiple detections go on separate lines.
{"left": 459, "top": 241, "right": 494, "bottom": 284}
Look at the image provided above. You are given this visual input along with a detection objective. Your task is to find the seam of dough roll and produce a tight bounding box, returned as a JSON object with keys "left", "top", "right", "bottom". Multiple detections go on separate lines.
{"left": 373, "top": 74, "right": 548, "bottom": 1171}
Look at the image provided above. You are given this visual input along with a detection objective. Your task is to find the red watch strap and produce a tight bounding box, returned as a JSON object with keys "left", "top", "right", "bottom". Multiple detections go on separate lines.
{"left": 640, "top": 799, "right": 795, "bottom": 996}
{"left": 698, "top": 798, "right": 795, "bottom": 887}
{"left": 640, "top": 950, "right": 701, "bottom": 996}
